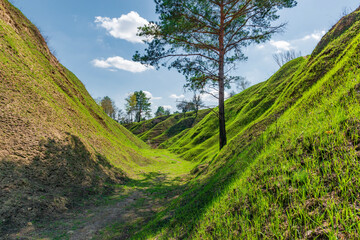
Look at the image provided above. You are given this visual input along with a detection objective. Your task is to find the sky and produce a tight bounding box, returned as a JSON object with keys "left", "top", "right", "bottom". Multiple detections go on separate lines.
{"left": 9, "top": 0, "right": 360, "bottom": 114}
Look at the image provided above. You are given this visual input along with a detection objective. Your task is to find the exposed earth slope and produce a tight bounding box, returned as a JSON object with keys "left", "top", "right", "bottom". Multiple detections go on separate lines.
{"left": 0, "top": 0, "right": 151, "bottom": 233}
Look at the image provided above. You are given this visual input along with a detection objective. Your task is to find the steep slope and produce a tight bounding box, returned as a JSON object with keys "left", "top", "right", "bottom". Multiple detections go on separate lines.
{"left": 133, "top": 7, "right": 360, "bottom": 239}
{"left": 0, "top": 0, "right": 150, "bottom": 233}
{"left": 125, "top": 109, "right": 210, "bottom": 147}
{"left": 165, "top": 56, "right": 305, "bottom": 162}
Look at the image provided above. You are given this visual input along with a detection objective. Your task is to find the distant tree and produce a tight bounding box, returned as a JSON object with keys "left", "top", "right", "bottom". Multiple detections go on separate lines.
{"left": 190, "top": 94, "right": 205, "bottom": 119}
{"left": 341, "top": 7, "right": 352, "bottom": 18}
{"left": 176, "top": 100, "right": 192, "bottom": 118}
{"left": 164, "top": 109, "right": 171, "bottom": 116}
{"left": 125, "top": 93, "right": 137, "bottom": 122}
{"left": 236, "top": 78, "right": 251, "bottom": 92}
{"left": 134, "top": 0, "right": 297, "bottom": 149}
{"left": 229, "top": 91, "right": 237, "bottom": 98}
{"left": 155, "top": 106, "right": 166, "bottom": 117}
{"left": 176, "top": 94, "right": 204, "bottom": 119}
{"left": 155, "top": 106, "right": 171, "bottom": 116}
{"left": 133, "top": 91, "right": 152, "bottom": 122}
{"left": 116, "top": 109, "right": 131, "bottom": 124}
{"left": 101, "top": 96, "right": 116, "bottom": 119}
{"left": 228, "top": 78, "right": 250, "bottom": 98}
{"left": 273, "top": 50, "right": 302, "bottom": 68}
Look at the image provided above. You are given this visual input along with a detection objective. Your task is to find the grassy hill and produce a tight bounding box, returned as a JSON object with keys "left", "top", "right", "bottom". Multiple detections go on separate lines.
{"left": 125, "top": 109, "right": 210, "bottom": 148}
{"left": 129, "top": 7, "right": 360, "bottom": 239}
{"left": 2, "top": 0, "right": 360, "bottom": 238}
{"left": 0, "top": 0, "right": 155, "bottom": 233}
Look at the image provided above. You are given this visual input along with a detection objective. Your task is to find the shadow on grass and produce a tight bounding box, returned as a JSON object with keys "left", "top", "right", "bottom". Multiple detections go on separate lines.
{"left": 126, "top": 171, "right": 187, "bottom": 204}
{"left": 95, "top": 171, "right": 190, "bottom": 239}
{"left": 0, "top": 134, "right": 125, "bottom": 236}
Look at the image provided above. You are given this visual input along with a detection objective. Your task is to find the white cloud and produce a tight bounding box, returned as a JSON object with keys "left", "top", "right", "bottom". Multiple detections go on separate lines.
{"left": 270, "top": 40, "right": 293, "bottom": 52}
{"left": 163, "top": 105, "right": 173, "bottom": 110}
{"left": 301, "top": 30, "right": 326, "bottom": 41}
{"left": 169, "top": 94, "right": 185, "bottom": 99}
{"left": 95, "top": 11, "right": 149, "bottom": 43}
{"left": 258, "top": 30, "right": 326, "bottom": 54}
{"left": 92, "top": 56, "right": 153, "bottom": 73}
{"left": 143, "top": 91, "right": 162, "bottom": 100}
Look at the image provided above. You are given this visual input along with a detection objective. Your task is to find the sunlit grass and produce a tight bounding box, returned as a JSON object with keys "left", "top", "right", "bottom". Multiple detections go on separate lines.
{"left": 130, "top": 9, "right": 360, "bottom": 239}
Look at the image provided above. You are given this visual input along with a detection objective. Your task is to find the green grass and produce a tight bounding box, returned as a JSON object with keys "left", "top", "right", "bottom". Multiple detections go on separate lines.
{"left": 125, "top": 110, "right": 210, "bottom": 147}
{"left": 0, "top": 0, "right": 149, "bottom": 170}
{"left": 128, "top": 7, "right": 360, "bottom": 239}
{"left": 23, "top": 148, "right": 196, "bottom": 240}
{"left": 3, "top": 0, "right": 360, "bottom": 239}
{"left": 0, "top": 0, "right": 158, "bottom": 232}
{"left": 163, "top": 57, "right": 306, "bottom": 163}
{"left": 97, "top": 150, "right": 196, "bottom": 239}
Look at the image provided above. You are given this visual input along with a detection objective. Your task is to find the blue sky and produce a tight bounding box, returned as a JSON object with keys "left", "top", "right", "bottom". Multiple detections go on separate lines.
{"left": 10, "top": 0, "right": 360, "bottom": 114}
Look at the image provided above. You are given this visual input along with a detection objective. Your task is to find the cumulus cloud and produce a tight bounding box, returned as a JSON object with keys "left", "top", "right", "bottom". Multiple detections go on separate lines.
{"left": 254, "top": 29, "right": 327, "bottom": 54}
{"left": 163, "top": 105, "right": 173, "bottom": 110}
{"left": 270, "top": 40, "right": 293, "bottom": 52}
{"left": 95, "top": 11, "right": 149, "bottom": 43}
{"left": 92, "top": 56, "right": 153, "bottom": 73}
{"left": 301, "top": 30, "right": 326, "bottom": 41}
{"left": 143, "top": 91, "right": 162, "bottom": 100}
{"left": 169, "top": 94, "right": 185, "bottom": 99}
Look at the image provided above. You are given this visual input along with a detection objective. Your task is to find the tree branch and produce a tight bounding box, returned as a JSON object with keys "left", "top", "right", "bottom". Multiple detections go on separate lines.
{"left": 154, "top": 53, "right": 218, "bottom": 62}
{"left": 182, "top": 4, "right": 220, "bottom": 30}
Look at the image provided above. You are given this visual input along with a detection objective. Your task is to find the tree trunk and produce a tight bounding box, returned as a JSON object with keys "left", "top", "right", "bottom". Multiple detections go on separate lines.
{"left": 138, "top": 106, "right": 142, "bottom": 122}
{"left": 218, "top": 2, "right": 227, "bottom": 150}
{"left": 218, "top": 58, "right": 227, "bottom": 150}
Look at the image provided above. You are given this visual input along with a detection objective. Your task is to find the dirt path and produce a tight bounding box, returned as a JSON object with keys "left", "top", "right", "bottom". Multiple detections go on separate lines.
{"left": 7, "top": 151, "right": 194, "bottom": 240}
{"left": 69, "top": 190, "right": 145, "bottom": 240}
{"left": 8, "top": 170, "right": 188, "bottom": 240}
{"left": 69, "top": 174, "right": 179, "bottom": 240}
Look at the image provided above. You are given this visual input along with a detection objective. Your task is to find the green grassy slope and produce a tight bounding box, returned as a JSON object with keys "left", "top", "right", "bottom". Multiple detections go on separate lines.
{"left": 0, "top": 0, "right": 151, "bottom": 232}
{"left": 125, "top": 109, "right": 210, "bottom": 147}
{"left": 133, "top": 7, "right": 360, "bottom": 239}
{"left": 165, "top": 56, "right": 306, "bottom": 163}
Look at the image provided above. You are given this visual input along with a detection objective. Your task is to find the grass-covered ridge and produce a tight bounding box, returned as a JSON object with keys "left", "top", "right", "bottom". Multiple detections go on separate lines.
{"left": 125, "top": 109, "right": 210, "bottom": 148}
{"left": 0, "top": 0, "right": 153, "bottom": 233}
{"left": 130, "top": 7, "right": 360, "bottom": 239}
{"left": 2, "top": 0, "right": 360, "bottom": 238}
{"left": 165, "top": 56, "right": 306, "bottom": 163}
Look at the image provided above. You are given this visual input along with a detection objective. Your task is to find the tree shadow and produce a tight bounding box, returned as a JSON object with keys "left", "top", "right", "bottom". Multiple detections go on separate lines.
{"left": 0, "top": 134, "right": 125, "bottom": 236}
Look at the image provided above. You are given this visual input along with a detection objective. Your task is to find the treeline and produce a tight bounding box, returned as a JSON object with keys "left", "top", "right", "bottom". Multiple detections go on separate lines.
{"left": 97, "top": 91, "right": 208, "bottom": 124}
{"left": 124, "top": 91, "right": 152, "bottom": 123}
{"left": 96, "top": 90, "right": 153, "bottom": 124}
{"left": 176, "top": 94, "right": 204, "bottom": 119}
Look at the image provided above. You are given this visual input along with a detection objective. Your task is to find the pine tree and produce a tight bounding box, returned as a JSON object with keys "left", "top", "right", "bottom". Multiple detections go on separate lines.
{"left": 134, "top": 0, "right": 297, "bottom": 149}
